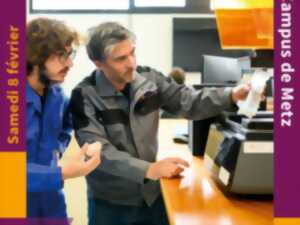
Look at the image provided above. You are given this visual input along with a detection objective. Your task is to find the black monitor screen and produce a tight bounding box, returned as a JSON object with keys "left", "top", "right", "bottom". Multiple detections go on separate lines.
{"left": 202, "top": 55, "right": 251, "bottom": 84}
{"left": 172, "top": 18, "right": 252, "bottom": 72}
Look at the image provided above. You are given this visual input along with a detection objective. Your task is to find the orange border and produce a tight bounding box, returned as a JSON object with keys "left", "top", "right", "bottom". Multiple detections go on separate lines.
{"left": 0, "top": 152, "right": 26, "bottom": 218}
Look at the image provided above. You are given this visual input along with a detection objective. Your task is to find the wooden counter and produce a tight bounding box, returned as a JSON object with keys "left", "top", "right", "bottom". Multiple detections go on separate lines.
{"left": 158, "top": 119, "right": 273, "bottom": 225}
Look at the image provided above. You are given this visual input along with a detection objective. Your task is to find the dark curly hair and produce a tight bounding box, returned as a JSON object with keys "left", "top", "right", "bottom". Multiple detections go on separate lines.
{"left": 27, "top": 17, "right": 78, "bottom": 74}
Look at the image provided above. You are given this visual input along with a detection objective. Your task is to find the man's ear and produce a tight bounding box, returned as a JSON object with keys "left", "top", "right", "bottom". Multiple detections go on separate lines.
{"left": 27, "top": 65, "right": 40, "bottom": 77}
{"left": 34, "top": 65, "right": 43, "bottom": 76}
{"left": 33, "top": 65, "right": 40, "bottom": 73}
{"left": 94, "top": 60, "right": 103, "bottom": 69}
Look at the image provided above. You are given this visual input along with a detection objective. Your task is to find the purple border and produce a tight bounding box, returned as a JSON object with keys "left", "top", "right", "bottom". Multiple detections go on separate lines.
{"left": 0, "top": 219, "right": 71, "bottom": 225}
{"left": 0, "top": 0, "right": 26, "bottom": 151}
{"left": 275, "top": 0, "right": 300, "bottom": 217}
{"left": 1, "top": 0, "right": 299, "bottom": 222}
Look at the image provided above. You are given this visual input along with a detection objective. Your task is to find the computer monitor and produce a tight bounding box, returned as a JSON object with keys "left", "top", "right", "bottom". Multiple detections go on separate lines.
{"left": 188, "top": 84, "right": 235, "bottom": 156}
{"left": 202, "top": 55, "right": 251, "bottom": 84}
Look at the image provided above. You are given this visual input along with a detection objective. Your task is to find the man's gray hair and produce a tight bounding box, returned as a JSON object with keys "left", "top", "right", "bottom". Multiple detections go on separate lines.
{"left": 86, "top": 22, "right": 136, "bottom": 61}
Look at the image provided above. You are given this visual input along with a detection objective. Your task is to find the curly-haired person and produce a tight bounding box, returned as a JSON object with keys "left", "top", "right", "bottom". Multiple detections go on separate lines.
{"left": 26, "top": 18, "right": 101, "bottom": 223}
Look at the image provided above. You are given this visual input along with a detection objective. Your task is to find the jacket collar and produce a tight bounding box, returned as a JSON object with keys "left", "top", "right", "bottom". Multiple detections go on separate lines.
{"left": 26, "top": 82, "right": 62, "bottom": 113}
{"left": 26, "top": 82, "right": 42, "bottom": 113}
{"left": 95, "top": 70, "right": 146, "bottom": 97}
{"left": 95, "top": 70, "right": 118, "bottom": 97}
{"left": 130, "top": 70, "right": 147, "bottom": 95}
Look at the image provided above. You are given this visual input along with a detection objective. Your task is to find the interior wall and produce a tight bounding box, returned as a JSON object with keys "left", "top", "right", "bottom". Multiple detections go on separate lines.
{"left": 27, "top": 7, "right": 214, "bottom": 225}
{"left": 27, "top": 12, "right": 214, "bottom": 95}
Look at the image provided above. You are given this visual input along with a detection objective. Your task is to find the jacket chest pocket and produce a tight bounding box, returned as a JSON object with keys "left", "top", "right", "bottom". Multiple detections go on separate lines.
{"left": 134, "top": 91, "right": 160, "bottom": 115}
{"left": 133, "top": 80, "right": 160, "bottom": 115}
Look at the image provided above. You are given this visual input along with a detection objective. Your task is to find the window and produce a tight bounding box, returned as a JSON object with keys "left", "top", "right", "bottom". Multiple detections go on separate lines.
{"left": 134, "top": 0, "right": 186, "bottom": 7}
{"left": 32, "top": 0, "right": 129, "bottom": 11}
{"left": 30, "top": 0, "right": 212, "bottom": 14}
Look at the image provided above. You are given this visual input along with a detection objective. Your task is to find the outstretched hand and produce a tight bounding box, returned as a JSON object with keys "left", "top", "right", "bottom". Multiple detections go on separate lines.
{"left": 231, "top": 83, "right": 251, "bottom": 103}
{"left": 145, "top": 157, "right": 190, "bottom": 180}
{"left": 60, "top": 142, "right": 102, "bottom": 180}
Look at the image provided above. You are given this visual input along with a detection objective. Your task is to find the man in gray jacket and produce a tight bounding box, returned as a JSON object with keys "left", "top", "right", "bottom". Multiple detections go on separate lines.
{"left": 70, "top": 22, "right": 250, "bottom": 225}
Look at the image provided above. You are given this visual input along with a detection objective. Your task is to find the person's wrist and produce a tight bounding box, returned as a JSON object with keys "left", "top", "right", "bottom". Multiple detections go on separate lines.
{"left": 231, "top": 87, "right": 238, "bottom": 103}
{"left": 145, "top": 163, "right": 156, "bottom": 180}
{"left": 61, "top": 166, "right": 68, "bottom": 180}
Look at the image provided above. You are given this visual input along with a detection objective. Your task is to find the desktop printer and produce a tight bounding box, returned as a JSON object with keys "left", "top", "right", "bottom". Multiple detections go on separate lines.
{"left": 203, "top": 111, "right": 273, "bottom": 194}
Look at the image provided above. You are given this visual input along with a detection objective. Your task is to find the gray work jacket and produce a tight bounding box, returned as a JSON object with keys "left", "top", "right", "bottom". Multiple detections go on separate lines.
{"left": 70, "top": 66, "right": 235, "bottom": 206}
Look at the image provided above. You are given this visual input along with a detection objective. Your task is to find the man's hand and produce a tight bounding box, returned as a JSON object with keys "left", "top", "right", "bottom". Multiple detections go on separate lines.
{"left": 145, "top": 157, "right": 190, "bottom": 180}
{"left": 231, "top": 83, "right": 251, "bottom": 103}
{"left": 60, "top": 142, "right": 102, "bottom": 180}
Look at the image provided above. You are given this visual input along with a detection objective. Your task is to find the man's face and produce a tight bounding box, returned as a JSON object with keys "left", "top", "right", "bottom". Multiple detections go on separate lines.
{"left": 97, "top": 39, "right": 137, "bottom": 88}
{"left": 44, "top": 46, "right": 75, "bottom": 83}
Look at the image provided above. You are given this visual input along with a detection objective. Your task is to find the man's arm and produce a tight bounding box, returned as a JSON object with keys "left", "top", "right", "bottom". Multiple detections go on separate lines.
{"left": 57, "top": 97, "right": 72, "bottom": 154}
{"left": 152, "top": 69, "right": 248, "bottom": 119}
{"left": 27, "top": 163, "right": 64, "bottom": 192}
{"left": 27, "top": 143, "right": 101, "bottom": 191}
{"left": 70, "top": 87, "right": 152, "bottom": 184}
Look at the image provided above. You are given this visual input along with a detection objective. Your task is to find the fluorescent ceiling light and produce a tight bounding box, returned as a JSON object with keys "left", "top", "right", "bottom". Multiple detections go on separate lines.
{"left": 32, "top": 0, "right": 129, "bottom": 10}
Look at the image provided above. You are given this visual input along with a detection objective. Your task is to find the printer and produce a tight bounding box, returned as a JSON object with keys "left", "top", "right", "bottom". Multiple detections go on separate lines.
{"left": 203, "top": 111, "right": 273, "bottom": 195}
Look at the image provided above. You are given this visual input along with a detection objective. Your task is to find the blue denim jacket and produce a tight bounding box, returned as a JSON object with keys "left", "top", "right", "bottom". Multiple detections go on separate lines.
{"left": 26, "top": 84, "right": 72, "bottom": 218}
{"left": 26, "top": 82, "right": 72, "bottom": 218}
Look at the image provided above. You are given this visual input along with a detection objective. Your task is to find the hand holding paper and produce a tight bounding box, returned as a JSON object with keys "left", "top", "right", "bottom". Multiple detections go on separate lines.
{"left": 237, "top": 70, "right": 272, "bottom": 118}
